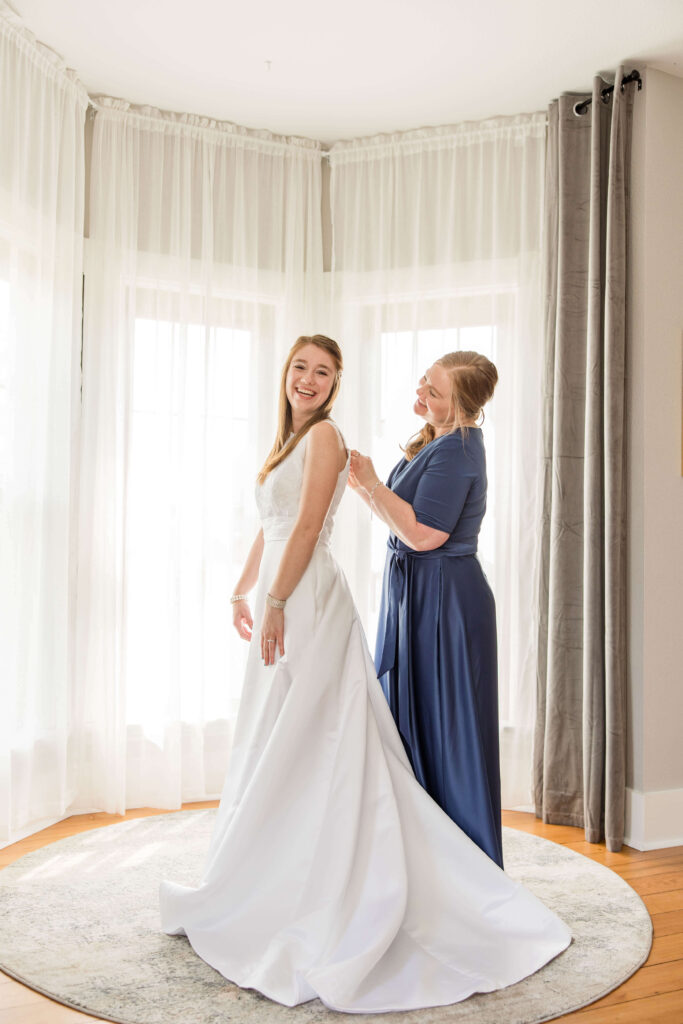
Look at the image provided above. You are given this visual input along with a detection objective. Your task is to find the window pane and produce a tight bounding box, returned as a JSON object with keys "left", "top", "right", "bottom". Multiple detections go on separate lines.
{"left": 126, "top": 319, "right": 254, "bottom": 729}
{"left": 0, "top": 279, "right": 10, "bottom": 492}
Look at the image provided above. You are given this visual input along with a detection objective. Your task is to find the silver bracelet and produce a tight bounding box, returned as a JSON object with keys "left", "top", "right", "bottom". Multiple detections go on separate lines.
{"left": 266, "top": 592, "right": 287, "bottom": 609}
{"left": 368, "top": 480, "right": 382, "bottom": 501}
{"left": 230, "top": 593, "right": 248, "bottom": 604}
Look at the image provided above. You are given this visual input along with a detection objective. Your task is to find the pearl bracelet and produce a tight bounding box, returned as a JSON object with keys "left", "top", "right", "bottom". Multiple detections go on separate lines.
{"left": 368, "top": 480, "right": 382, "bottom": 501}
{"left": 266, "top": 592, "right": 287, "bottom": 609}
{"left": 230, "top": 594, "right": 248, "bottom": 604}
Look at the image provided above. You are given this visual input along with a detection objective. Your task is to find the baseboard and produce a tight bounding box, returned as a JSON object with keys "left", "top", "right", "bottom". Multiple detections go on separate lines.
{"left": 624, "top": 786, "right": 683, "bottom": 850}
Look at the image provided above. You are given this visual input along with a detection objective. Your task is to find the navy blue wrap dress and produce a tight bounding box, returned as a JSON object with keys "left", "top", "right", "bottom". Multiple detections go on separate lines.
{"left": 375, "top": 428, "right": 503, "bottom": 868}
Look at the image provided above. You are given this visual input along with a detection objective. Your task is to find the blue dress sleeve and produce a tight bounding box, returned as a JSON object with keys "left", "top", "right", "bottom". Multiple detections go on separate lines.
{"left": 412, "top": 440, "right": 477, "bottom": 534}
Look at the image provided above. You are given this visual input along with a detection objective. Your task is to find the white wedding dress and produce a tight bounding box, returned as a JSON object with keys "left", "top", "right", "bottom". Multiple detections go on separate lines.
{"left": 159, "top": 421, "right": 571, "bottom": 1013}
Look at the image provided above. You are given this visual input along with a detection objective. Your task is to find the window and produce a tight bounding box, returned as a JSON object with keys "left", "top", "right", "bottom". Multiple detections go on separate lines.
{"left": 125, "top": 319, "right": 257, "bottom": 729}
{"left": 0, "top": 278, "right": 10, "bottom": 495}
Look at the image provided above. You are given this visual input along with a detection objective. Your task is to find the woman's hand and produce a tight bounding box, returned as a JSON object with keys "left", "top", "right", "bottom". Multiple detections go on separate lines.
{"left": 349, "top": 451, "right": 381, "bottom": 492}
{"left": 347, "top": 462, "right": 363, "bottom": 491}
{"left": 260, "top": 605, "right": 285, "bottom": 666}
{"left": 232, "top": 600, "right": 253, "bottom": 641}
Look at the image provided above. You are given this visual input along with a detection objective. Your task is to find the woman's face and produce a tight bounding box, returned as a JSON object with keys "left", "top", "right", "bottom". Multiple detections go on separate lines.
{"left": 414, "top": 363, "right": 454, "bottom": 430}
{"left": 285, "top": 343, "right": 337, "bottom": 422}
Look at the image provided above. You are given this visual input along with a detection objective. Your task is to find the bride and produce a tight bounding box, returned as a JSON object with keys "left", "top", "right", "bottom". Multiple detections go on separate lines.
{"left": 159, "top": 333, "right": 571, "bottom": 1013}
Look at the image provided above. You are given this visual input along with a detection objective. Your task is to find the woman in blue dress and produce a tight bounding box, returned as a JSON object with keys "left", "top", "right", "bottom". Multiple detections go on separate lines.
{"left": 349, "top": 350, "right": 502, "bottom": 868}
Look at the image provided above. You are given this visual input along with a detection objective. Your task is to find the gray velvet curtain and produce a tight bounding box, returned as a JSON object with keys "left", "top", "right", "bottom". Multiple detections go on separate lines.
{"left": 534, "top": 67, "right": 636, "bottom": 853}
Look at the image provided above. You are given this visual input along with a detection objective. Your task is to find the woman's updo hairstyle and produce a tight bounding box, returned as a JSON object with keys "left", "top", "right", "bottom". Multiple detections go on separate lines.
{"left": 403, "top": 350, "right": 498, "bottom": 461}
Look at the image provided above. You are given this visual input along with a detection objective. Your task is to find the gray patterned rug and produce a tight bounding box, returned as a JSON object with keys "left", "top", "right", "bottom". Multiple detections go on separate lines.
{"left": 0, "top": 811, "right": 651, "bottom": 1024}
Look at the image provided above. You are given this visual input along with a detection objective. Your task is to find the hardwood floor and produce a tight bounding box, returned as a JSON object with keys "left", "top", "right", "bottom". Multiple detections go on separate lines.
{"left": 0, "top": 807, "right": 681, "bottom": 1023}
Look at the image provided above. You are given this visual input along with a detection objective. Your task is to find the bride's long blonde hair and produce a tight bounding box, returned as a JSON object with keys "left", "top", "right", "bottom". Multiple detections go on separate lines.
{"left": 257, "top": 334, "right": 343, "bottom": 484}
{"left": 403, "top": 350, "right": 498, "bottom": 461}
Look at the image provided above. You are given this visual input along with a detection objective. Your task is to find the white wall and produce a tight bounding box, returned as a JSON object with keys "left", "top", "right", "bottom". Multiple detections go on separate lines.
{"left": 626, "top": 66, "right": 683, "bottom": 850}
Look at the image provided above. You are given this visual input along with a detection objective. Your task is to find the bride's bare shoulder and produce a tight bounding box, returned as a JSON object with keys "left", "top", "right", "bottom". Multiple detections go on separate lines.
{"left": 308, "top": 420, "right": 347, "bottom": 470}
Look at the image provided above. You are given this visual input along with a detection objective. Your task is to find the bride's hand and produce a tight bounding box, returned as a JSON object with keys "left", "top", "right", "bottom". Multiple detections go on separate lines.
{"left": 350, "top": 451, "right": 380, "bottom": 492}
{"left": 260, "top": 605, "right": 285, "bottom": 666}
{"left": 232, "top": 600, "right": 253, "bottom": 641}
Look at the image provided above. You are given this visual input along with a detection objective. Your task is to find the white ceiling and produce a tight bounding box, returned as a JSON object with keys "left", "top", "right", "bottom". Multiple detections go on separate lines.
{"left": 9, "top": 0, "right": 683, "bottom": 142}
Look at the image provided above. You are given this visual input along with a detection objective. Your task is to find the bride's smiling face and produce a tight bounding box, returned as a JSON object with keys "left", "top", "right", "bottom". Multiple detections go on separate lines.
{"left": 285, "top": 343, "right": 337, "bottom": 421}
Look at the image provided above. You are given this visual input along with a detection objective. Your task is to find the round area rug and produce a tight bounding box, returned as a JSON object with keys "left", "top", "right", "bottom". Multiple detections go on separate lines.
{"left": 0, "top": 811, "right": 651, "bottom": 1024}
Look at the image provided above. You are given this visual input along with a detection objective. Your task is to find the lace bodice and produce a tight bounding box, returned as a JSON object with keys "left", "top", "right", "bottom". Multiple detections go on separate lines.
{"left": 256, "top": 421, "right": 349, "bottom": 547}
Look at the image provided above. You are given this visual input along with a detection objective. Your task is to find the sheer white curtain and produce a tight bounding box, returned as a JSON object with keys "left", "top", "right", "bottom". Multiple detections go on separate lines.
{"left": 0, "top": 4, "right": 87, "bottom": 844}
{"left": 329, "top": 116, "right": 547, "bottom": 808}
{"left": 2, "top": 12, "right": 549, "bottom": 836}
{"left": 73, "top": 99, "right": 322, "bottom": 814}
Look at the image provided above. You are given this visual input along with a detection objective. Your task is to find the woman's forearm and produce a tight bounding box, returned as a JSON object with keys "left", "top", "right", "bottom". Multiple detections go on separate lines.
{"left": 355, "top": 484, "right": 390, "bottom": 525}
{"left": 370, "top": 484, "right": 447, "bottom": 552}
{"left": 268, "top": 522, "right": 322, "bottom": 600}
{"left": 369, "top": 485, "right": 421, "bottom": 547}
{"left": 351, "top": 449, "right": 448, "bottom": 552}
{"left": 234, "top": 528, "right": 265, "bottom": 594}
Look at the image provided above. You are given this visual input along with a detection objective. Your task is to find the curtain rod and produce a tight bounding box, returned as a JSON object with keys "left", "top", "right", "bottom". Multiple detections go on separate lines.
{"left": 86, "top": 76, "right": 641, "bottom": 140}
{"left": 573, "top": 69, "right": 642, "bottom": 117}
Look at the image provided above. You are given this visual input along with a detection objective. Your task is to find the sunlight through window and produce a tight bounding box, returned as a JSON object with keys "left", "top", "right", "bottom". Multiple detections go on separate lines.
{"left": 126, "top": 319, "right": 253, "bottom": 731}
